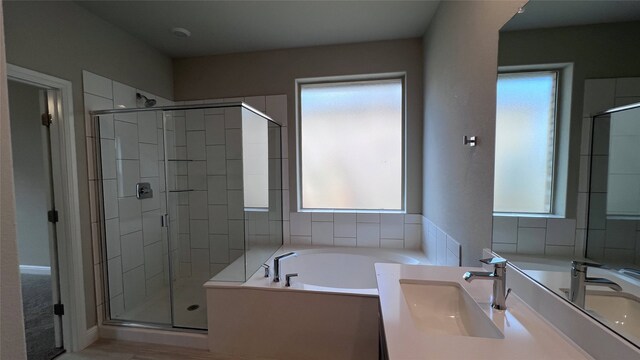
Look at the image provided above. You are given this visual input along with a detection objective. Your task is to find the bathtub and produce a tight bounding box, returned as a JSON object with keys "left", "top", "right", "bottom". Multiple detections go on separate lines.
{"left": 205, "top": 246, "right": 427, "bottom": 360}
{"left": 242, "top": 247, "right": 422, "bottom": 295}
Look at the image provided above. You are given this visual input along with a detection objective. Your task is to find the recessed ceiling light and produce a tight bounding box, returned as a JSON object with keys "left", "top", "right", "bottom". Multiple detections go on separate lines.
{"left": 171, "top": 27, "right": 191, "bottom": 38}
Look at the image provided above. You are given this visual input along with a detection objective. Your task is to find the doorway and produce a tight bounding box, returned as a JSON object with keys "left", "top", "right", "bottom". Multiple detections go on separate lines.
{"left": 8, "top": 79, "right": 65, "bottom": 359}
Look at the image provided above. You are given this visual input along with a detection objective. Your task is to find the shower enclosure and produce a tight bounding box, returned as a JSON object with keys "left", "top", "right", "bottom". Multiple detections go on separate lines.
{"left": 91, "top": 102, "right": 283, "bottom": 330}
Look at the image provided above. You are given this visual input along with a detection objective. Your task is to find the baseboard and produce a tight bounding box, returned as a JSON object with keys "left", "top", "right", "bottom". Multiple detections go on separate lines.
{"left": 19, "top": 265, "right": 51, "bottom": 275}
{"left": 80, "top": 326, "right": 99, "bottom": 349}
{"left": 99, "top": 325, "right": 208, "bottom": 350}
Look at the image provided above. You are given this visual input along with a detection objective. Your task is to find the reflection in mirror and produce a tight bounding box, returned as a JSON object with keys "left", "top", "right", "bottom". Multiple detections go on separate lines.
{"left": 588, "top": 106, "right": 640, "bottom": 268}
{"left": 492, "top": 0, "right": 640, "bottom": 348}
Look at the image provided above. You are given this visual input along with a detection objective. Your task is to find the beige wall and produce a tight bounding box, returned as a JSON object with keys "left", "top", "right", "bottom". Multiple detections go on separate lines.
{"left": 422, "top": 0, "right": 524, "bottom": 266}
{"left": 173, "top": 38, "right": 424, "bottom": 214}
{"left": 0, "top": 0, "right": 28, "bottom": 357}
{"left": 3, "top": 0, "right": 174, "bottom": 328}
{"left": 8, "top": 80, "right": 51, "bottom": 267}
{"left": 499, "top": 21, "right": 640, "bottom": 219}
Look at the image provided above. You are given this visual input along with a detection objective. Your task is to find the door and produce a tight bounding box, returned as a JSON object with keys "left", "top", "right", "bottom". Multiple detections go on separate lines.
{"left": 8, "top": 80, "right": 65, "bottom": 359}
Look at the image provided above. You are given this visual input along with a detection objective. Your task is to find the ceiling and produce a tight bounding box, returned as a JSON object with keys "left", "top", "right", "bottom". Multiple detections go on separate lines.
{"left": 502, "top": 0, "right": 640, "bottom": 31}
{"left": 76, "top": 0, "right": 440, "bottom": 58}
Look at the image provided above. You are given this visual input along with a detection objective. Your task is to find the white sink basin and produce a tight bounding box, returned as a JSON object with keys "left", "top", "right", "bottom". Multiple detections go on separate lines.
{"left": 584, "top": 291, "right": 640, "bottom": 344}
{"left": 400, "top": 279, "right": 504, "bottom": 339}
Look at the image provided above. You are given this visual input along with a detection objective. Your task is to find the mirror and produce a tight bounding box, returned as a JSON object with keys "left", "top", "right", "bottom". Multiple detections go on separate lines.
{"left": 493, "top": 0, "right": 640, "bottom": 347}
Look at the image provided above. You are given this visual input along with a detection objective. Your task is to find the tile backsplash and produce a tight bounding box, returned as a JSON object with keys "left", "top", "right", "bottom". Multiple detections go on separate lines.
{"left": 286, "top": 212, "right": 422, "bottom": 249}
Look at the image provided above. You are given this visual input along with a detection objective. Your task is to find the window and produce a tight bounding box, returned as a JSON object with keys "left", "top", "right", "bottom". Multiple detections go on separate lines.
{"left": 494, "top": 71, "right": 558, "bottom": 214}
{"left": 297, "top": 76, "right": 404, "bottom": 211}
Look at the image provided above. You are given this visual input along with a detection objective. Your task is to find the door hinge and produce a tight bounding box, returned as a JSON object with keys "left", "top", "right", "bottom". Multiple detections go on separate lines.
{"left": 41, "top": 113, "right": 53, "bottom": 127}
{"left": 48, "top": 209, "right": 59, "bottom": 223}
{"left": 53, "top": 303, "right": 64, "bottom": 316}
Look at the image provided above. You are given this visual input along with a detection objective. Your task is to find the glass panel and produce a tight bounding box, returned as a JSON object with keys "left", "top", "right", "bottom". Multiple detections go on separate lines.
{"left": 100, "top": 109, "right": 172, "bottom": 326}
{"left": 165, "top": 108, "right": 211, "bottom": 329}
{"left": 300, "top": 79, "right": 403, "bottom": 210}
{"left": 494, "top": 71, "right": 557, "bottom": 213}
{"left": 587, "top": 110, "right": 640, "bottom": 270}
{"left": 244, "top": 109, "right": 283, "bottom": 280}
{"left": 607, "top": 107, "right": 640, "bottom": 217}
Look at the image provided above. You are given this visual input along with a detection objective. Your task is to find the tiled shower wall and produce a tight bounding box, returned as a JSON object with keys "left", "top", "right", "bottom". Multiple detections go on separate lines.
{"left": 83, "top": 71, "right": 173, "bottom": 320}
{"left": 492, "top": 76, "right": 640, "bottom": 263}
{"left": 169, "top": 101, "right": 285, "bottom": 283}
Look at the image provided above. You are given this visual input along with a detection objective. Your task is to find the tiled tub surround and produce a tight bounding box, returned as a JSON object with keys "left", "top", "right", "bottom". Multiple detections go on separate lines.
{"left": 492, "top": 76, "right": 640, "bottom": 264}
{"left": 421, "top": 216, "right": 462, "bottom": 266}
{"left": 288, "top": 212, "right": 423, "bottom": 249}
{"left": 205, "top": 245, "right": 428, "bottom": 360}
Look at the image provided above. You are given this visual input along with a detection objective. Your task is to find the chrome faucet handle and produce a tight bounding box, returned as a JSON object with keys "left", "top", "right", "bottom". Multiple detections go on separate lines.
{"left": 571, "top": 260, "right": 603, "bottom": 272}
{"left": 285, "top": 273, "right": 298, "bottom": 287}
{"left": 261, "top": 264, "right": 270, "bottom": 278}
{"left": 479, "top": 257, "right": 507, "bottom": 267}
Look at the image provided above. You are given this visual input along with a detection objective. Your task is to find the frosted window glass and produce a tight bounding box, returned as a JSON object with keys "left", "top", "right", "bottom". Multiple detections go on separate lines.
{"left": 242, "top": 109, "right": 269, "bottom": 209}
{"left": 300, "top": 79, "right": 403, "bottom": 210}
{"left": 494, "top": 72, "right": 557, "bottom": 213}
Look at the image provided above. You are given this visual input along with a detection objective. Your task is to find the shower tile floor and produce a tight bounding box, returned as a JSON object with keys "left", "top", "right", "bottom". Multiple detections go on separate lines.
{"left": 115, "top": 279, "right": 207, "bottom": 329}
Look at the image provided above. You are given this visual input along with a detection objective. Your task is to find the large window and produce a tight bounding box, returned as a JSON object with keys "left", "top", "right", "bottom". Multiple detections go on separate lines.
{"left": 494, "top": 71, "right": 558, "bottom": 214}
{"left": 298, "top": 77, "right": 404, "bottom": 211}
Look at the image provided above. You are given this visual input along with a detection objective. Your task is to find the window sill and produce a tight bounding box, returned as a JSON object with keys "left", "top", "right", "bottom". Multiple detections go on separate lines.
{"left": 493, "top": 212, "right": 565, "bottom": 219}
{"left": 298, "top": 209, "right": 406, "bottom": 214}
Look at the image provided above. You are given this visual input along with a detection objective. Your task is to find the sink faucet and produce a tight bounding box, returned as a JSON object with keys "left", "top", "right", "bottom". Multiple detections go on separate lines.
{"left": 463, "top": 257, "right": 510, "bottom": 310}
{"left": 570, "top": 260, "right": 622, "bottom": 308}
{"left": 273, "top": 252, "right": 297, "bottom": 282}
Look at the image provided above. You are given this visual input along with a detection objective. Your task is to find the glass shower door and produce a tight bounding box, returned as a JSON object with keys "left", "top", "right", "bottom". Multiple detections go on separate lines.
{"left": 98, "top": 109, "right": 172, "bottom": 325}
{"left": 97, "top": 102, "right": 283, "bottom": 331}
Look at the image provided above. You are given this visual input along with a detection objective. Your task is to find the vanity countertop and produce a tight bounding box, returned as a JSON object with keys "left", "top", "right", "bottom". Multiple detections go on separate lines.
{"left": 375, "top": 263, "right": 592, "bottom": 360}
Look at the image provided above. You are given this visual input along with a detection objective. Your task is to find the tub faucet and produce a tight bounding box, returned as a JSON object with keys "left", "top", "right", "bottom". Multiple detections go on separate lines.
{"left": 273, "top": 252, "right": 297, "bottom": 282}
{"left": 463, "top": 257, "right": 510, "bottom": 310}
{"left": 570, "top": 260, "right": 622, "bottom": 308}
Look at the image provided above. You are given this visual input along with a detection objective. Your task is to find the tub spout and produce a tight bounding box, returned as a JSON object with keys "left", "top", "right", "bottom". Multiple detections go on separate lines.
{"left": 273, "top": 252, "right": 297, "bottom": 282}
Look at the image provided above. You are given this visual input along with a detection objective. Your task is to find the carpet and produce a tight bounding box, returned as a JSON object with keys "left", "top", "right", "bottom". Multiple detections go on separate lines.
{"left": 20, "top": 273, "right": 65, "bottom": 360}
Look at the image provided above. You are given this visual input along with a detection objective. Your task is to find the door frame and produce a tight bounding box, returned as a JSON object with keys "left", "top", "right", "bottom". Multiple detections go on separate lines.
{"left": 7, "top": 64, "right": 93, "bottom": 352}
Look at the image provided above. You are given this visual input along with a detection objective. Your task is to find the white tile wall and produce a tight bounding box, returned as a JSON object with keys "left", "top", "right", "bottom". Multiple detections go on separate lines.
{"left": 334, "top": 213, "right": 357, "bottom": 238}
{"left": 422, "top": 216, "right": 460, "bottom": 266}
{"left": 121, "top": 231, "right": 144, "bottom": 272}
{"left": 311, "top": 221, "right": 334, "bottom": 246}
{"left": 492, "top": 216, "right": 578, "bottom": 256}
